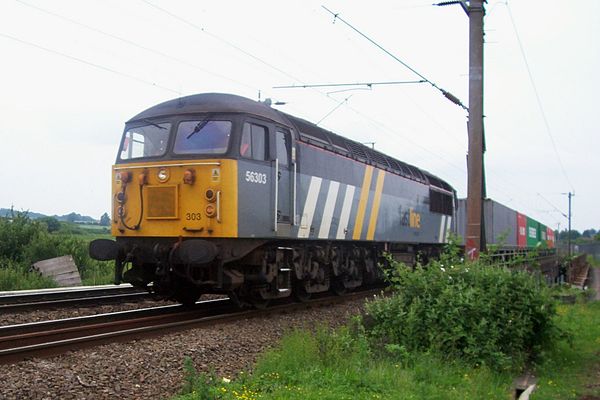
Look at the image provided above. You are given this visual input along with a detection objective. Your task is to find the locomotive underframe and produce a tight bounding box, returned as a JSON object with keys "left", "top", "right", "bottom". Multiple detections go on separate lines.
{"left": 106, "top": 237, "right": 441, "bottom": 306}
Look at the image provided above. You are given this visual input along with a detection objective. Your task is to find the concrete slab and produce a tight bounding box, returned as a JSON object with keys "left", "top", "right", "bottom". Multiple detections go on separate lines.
{"left": 590, "top": 265, "right": 600, "bottom": 301}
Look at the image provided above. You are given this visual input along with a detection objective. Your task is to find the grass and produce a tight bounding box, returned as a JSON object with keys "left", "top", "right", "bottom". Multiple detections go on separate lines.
{"left": 239, "top": 332, "right": 511, "bottom": 400}
{"left": 531, "top": 301, "right": 600, "bottom": 399}
{"left": 55, "top": 225, "right": 113, "bottom": 285}
{"left": 0, "top": 263, "right": 58, "bottom": 291}
{"left": 174, "top": 328, "right": 512, "bottom": 400}
{"left": 173, "top": 301, "right": 600, "bottom": 400}
{"left": 0, "top": 256, "right": 112, "bottom": 290}
{"left": 79, "top": 260, "right": 114, "bottom": 286}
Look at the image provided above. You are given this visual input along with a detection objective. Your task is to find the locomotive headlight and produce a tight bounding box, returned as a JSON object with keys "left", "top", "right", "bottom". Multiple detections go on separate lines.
{"left": 205, "top": 204, "right": 216, "bottom": 218}
{"left": 205, "top": 188, "right": 216, "bottom": 202}
{"left": 157, "top": 168, "right": 169, "bottom": 182}
{"left": 183, "top": 169, "right": 195, "bottom": 185}
{"left": 116, "top": 192, "right": 126, "bottom": 204}
{"left": 117, "top": 171, "right": 131, "bottom": 183}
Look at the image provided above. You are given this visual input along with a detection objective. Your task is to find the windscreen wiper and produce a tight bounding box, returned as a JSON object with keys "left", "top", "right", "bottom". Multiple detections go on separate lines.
{"left": 187, "top": 115, "right": 213, "bottom": 139}
{"left": 143, "top": 119, "right": 167, "bottom": 130}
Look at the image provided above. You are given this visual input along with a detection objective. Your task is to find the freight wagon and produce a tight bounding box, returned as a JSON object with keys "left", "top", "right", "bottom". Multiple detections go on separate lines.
{"left": 456, "top": 198, "right": 556, "bottom": 249}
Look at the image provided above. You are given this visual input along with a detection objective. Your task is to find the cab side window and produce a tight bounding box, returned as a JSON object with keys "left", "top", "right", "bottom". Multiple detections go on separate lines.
{"left": 276, "top": 129, "right": 290, "bottom": 166}
{"left": 241, "top": 122, "right": 268, "bottom": 161}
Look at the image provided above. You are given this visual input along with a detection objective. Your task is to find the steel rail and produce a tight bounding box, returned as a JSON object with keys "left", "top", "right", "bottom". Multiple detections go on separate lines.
{"left": 0, "top": 285, "right": 151, "bottom": 312}
{"left": 0, "top": 289, "right": 381, "bottom": 365}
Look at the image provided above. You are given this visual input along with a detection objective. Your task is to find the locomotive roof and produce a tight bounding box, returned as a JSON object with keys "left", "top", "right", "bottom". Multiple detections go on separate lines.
{"left": 280, "top": 113, "right": 454, "bottom": 193}
{"left": 127, "top": 93, "right": 292, "bottom": 126}
{"left": 128, "top": 93, "right": 453, "bottom": 193}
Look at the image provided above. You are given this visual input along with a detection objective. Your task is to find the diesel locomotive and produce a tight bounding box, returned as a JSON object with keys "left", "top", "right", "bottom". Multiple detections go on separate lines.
{"left": 90, "top": 93, "right": 456, "bottom": 306}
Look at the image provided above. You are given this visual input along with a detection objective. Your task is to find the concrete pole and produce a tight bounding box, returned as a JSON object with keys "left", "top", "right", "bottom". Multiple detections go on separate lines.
{"left": 568, "top": 192, "right": 572, "bottom": 258}
{"left": 465, "top": 0, "right": 486, "bottom": 260}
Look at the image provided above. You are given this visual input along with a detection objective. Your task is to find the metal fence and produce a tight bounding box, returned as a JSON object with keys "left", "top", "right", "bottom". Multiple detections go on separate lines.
{"left": 577, "top": 243, "right": 600, "bottom": 261}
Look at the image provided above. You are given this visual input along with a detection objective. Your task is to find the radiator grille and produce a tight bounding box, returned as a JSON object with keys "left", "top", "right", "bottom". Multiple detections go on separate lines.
{"left": 146, "top": 185, "right": 178, "bottom": 219}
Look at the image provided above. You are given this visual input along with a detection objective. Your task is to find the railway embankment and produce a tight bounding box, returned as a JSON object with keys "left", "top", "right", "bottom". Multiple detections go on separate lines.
{"left": 170, "top": 250, "right": 600, "bottom": 400}
{"left": 0, "top": 296, "right": 366, "bottom": 399}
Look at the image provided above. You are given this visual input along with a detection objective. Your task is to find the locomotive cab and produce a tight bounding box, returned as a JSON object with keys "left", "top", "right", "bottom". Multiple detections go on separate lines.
{"left": 90, "top": 94, "right": 299, "bottom": 305}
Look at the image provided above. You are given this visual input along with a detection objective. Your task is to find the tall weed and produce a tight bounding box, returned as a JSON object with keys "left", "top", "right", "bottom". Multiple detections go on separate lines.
{"left": 0, "top": 259, "right": 57, "bottom": 290}
{"left": 365, "top": 240, "right": 564, "bottom": 370}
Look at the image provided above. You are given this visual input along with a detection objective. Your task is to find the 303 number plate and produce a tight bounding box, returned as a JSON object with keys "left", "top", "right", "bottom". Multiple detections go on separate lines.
{"left": 185, "top": 212, "right": 202, "bottom": 221}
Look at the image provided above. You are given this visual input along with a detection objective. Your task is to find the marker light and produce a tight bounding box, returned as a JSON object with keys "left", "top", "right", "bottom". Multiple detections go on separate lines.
{"left": 205, "top": 204, "right": 216, "bottom": 218}
{"left": 157, "top": 168, "right": 169, "bottom": 182}
{"left": 183, "top": 169, "right": 195, "bottom": 185}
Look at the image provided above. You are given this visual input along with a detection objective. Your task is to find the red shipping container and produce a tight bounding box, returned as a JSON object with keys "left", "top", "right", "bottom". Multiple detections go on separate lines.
{"left": 517, "top": 213, "right": 527, "bottom": 248}
{"left": 547, "top": 227, "right": 555, "bottom": 248}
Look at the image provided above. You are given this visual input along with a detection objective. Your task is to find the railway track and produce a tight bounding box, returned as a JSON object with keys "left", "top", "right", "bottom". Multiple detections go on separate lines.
{"left": 0, "top": 289, "right": 380, "bottom": 365}
{"left": 0, "top": 285, "right": 152, "bottom": 312}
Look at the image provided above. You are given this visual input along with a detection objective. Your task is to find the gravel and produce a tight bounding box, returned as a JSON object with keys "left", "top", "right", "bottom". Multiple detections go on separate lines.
{"left": 0, "top": 299, "right": 174, "bottom": 326}
{"left": 0, "top": 295, "right": 226, "bottom": 326}
{"left": 0, "top": 297, "right": 367, "bottom": 400}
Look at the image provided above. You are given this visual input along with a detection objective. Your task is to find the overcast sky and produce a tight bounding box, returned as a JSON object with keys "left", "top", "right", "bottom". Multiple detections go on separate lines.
{"left": 0, "top": 0, "right": 598, "bottom": 231}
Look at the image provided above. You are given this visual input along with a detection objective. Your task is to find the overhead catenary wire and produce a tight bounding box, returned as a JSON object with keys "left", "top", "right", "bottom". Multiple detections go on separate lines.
{"left": 11, "top": 1, "right": 556, "bottom": 226}
{"left": 271, "top": 7, "right": 547, "bottom": 219}
{"left": 309, "top": 8, "right": 468, "bottom": 152}
{"left": 141, "top": 0, "right": 469, "bottom": 153}
{"left": 273, "top": 80, "right": 426, "bottom": 89}
{"left": 316, "top": 5, "right": 550, "bottom": 221}
{"left": 321, "top": 5, "right": 468, "bottom": 111}
{"left": 317, "top": 95, "right": 353, "bottom": 125}
{"left": 0, "top": 32, "right": 181, "bottom": 95}
{"left": 141, "top": 0, "right": 308, "bottom": 88}
{"left": 138, "top": 1, "right": 373, "bottom": 127}
{"left": 14, "top": 0, "right": 257, "bottom": 93}
{"left": 138, "top": 1, "right": 471, "bottom": 180}
{"left": 505, "top": 2, "right": 575, "bottom": 192}
{"left": 537, "top": 193, "right": 567, "bottom": 219}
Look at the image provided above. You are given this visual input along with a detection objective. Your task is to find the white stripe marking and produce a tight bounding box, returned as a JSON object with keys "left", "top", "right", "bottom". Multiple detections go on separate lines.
{"left": 318, "top": 181, "right": 340, "bottom": 238}
{"left": 336, "top": 185, "right": 356, "bottom": 240}
{"left": 438, "top": 215, "right": 447, "bottom": 243}
{"left": 444, "top": 216, "right": 452, "bottom": 242}
{"left": 298, "top": 177, "right": 322, "bottom": 238}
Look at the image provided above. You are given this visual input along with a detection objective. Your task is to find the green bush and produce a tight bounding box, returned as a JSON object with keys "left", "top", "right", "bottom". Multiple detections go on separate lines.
{"left": 0, "top": 259, "right": 58, "bottom": 291}
{"left": 0, "top": 211, "right": 43, "bottom": 262}
{"left": 0, "top": 212, "right": 113, "bottom": 288}
{"left": 364, "top": 241, "right": 564, "bottom": 370}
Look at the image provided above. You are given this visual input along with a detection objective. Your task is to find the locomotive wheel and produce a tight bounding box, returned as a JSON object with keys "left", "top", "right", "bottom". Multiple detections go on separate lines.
{"left": 249, "top": 295, "right": 270, "bottom": 310}
{"left": 331, "top": 278, "right": 348, "bottom": 296}
{"left": 293, "top": 279, "right": 311, "bottom": 302}
{"left": 174, "top": 290, "right": 200, "bottom": 306}
{"left": 172, "top": 280, "right": 201, "bottom": 306}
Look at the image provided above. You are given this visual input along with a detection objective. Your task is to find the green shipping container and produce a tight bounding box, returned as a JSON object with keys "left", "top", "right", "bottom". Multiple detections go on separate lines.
{"left": 539, "top": 223, "right": 548, "bottom": 248}
{"left": 526, "top": 217, "right": 540, "bottom": 248}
